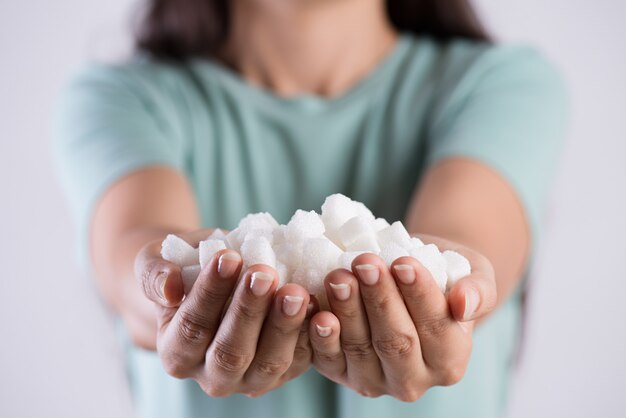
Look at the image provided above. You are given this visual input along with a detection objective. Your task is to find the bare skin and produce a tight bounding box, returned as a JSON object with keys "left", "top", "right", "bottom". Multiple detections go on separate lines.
{"left": 90, "top": 0, "right": 528, "bottom": 400}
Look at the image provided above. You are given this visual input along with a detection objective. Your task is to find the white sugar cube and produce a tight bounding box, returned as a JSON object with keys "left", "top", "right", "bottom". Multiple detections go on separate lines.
{"left": 199, "top": 239, "right": 227, "bottom": 269}
{"left": 338, "top": 251, "right": 367, "bottom": 270}
{"left": 161, "top": 234, "right": 199, "bottom": 266}
{"left": 286, "top": 210, "right": 325, "bottom": 241}
{"left": 276, "top": 261, "right": 289, "bottom": 287}
{"left": 443, "top": 250, "right": 471, "bottom": 286}
{"left": 377, "top": 221, "right": 412, "bottom": 250}
{"left": 379, "top": 242, "right": 410, "bottom": 266}
{"left": 209, "top": 228, "right": 227, "bottom": 240}
{"left": 240, "top": 236, "right": 276, "bottom": 269}
{"left": 238, "top": 212, "right": 279, "bottom": 231}
{"left": 321, "top": 194, "right": 374, "bottom": 234}
{"left": 372, "top": 217, "right": 391, "bottom": 232}
{"left": 337, "top": 215, "right": 375, "bottom": 248}
{"left": 272, "top": 225, "right": 288, "bottom": 245}
{"left": 225, "top": 228, "right": 244, "bottom": 251}
{"left": 345, "top": 233, "right": 381, "bottom": 253}
{"left": 409, "top": 236, "right": 424, "bottom": 248}
{"left": 292, "top": 267, "right": 325, "bottom": 295}
{"left": 274, "top": 242, "right": 303, "bottom": 269}
{"left": 410, "top": 244, "right": 448, "bottom": 292}
{"left": 181, "top": 264, "right": 201, "bottom": 294}
{"left": 242, "top": 227, "right": 275, "bottom": 245}
{"left": 302, "top": 237, "right": 343, "bottom": 270}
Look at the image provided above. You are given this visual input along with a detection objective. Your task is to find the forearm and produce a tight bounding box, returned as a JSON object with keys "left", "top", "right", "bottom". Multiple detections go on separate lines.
{"left": 405, "top": 158, "right": 530, "bottom": 312}
{"left": 90, "top": 167, "right": 202, "bottom": 349}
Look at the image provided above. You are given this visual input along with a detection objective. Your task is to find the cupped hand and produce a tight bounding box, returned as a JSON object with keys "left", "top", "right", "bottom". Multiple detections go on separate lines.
{"left": 308, "top": 235, "right": 497, "bottom": 401}
{"left": 135, "top": 230, "right": 314, "bottom": 397}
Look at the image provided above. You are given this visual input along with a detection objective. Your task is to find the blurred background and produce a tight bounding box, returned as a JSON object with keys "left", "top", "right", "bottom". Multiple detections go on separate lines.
{"left": 0, "top": 1, "right": 624, "bottom": 417}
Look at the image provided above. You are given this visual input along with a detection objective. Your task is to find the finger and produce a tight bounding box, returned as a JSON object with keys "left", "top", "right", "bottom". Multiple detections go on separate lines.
{"left": 283, "top": 297, "right": 318, "bottom": 380}
{"left": 324, "top": 269, "right": 383, "bottom": 387}
{"left": 244, "top": 284, "right": 310, "bottom": 394}
{"left": 446, "top": 250, "right": 497, "bottom": 323}
{"left": 390, "top": 256, "right": 470, "bottom": 385}
{"left": 351, "top": 253, "right": 422, "bottom": 391}
{"left": 135, "top": 228, "right": 220, "bottom": 307}
{"left": 203, "top": 265, "right": 278, "bottom": 395}
{"left": 309, "top": 311, "right": 346, "bottom": 383}
{"left": 135, "top": 240, "right": 185, "bottom": 307}
{"left": 158, "top": 250, "right": 242, "bottom": 378}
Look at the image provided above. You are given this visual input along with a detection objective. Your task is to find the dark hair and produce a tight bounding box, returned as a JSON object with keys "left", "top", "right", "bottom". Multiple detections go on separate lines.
{"left": 136, "top": 0, "right": 490, "bottom": 61}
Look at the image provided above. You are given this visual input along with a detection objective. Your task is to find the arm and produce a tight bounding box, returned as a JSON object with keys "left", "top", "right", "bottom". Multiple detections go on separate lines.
{"left": 91, "top": 166, "right": 200, "bottom": 349}
{"left": 405, "top": 157, "right": 529, "bottom": 317}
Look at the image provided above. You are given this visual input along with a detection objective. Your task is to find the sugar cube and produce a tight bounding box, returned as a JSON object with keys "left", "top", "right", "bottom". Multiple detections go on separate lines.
{"left": 161, "top": 234, "right": 199, "bottom": 266}
{"left": 377, "top": 221, "right": 412, "bottom": 250}
{"left": 199, "top": 239, "right": 227, "bottom": 269}
{"left": 442, "top": 250, "right": 471, "bottom": 286}
{"left": 410, "top": 244, "right": 448, "bottom": 292}
{"left": 240, "top": 236, "right": 276, "bottom": 269}
{"left": 181, "top": 264, "right": 201, "bottom": 294}
{"left": 345, "top": 233, "right": 381, "bottom": 253}
{"left": 338, "top": 251, "right": 367, "bottom": 270}
{"left": 372, "top": 217, "right": 391, "bottom": 232}
{"left": 337, "top": 215, "right": 375, "bottom": 248}
{"left": 321, "top": 194, "right": 374, "bottom": 235}
{"left": 379, "top": 242, "right": 410, "bottom": 266}
{"left": 286, "top": 210, "right": 325, "bottom": 241}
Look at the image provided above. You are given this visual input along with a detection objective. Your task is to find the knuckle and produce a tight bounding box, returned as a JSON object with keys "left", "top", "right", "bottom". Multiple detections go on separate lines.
{"left": 395, "top": 386, "right": 424, "bottom": 403}
{"left": 251, "top": 358, "right": 291, "bottom": 378}
{"left": 211, "top": 341, "right": 252, "bottom": 375}
{"left": 354, "top": 384, "right": 384, "bottom": 398}
{"left": 199, "top": 381, "right": 231, "bottom": 398}
{"left": 362, "top": 293, "right": 394, "bottom": 316}
{"left": 177, "top": 310, "right": 212, "bottom": 346}
{"left": 230, "top": 301, "right": 263, "bottom": 324}
{"left": 314, "top": 350, "right": 343, "bottom": 364}
{"left": 373, "top": 332, "right": 416, "bottom": 359}
{"left": 193, "top": 280, "right": 230, "bottom": 306}
{"left": 342, "top": 338, "right": 374, "bottom": 361}
{"left": 160, "top": 351, "right": 192, "bottom": 379}
{"left": 417, "top": 314, "right": 451, "bottom": 338}
{"left": 439, "top": 363, "right": 466, "bottom": 386}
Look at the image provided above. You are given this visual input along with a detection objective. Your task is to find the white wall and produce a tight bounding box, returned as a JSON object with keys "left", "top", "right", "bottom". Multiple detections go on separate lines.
{"left": 1, "top": 1, "right": 624, "bottom": 417}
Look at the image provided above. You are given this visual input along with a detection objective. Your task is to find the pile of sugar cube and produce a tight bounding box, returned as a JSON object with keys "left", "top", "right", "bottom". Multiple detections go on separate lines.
{"left": 161, "top": 194, "right": 471, "bottom": 295}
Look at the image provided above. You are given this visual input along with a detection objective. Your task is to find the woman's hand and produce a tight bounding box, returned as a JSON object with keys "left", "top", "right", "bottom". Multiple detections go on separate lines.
{"left": 308, "top": 235, "right": 497, "bottom": 402}
{"left": 135, "top": 231, "right": 314, "bottom": 397}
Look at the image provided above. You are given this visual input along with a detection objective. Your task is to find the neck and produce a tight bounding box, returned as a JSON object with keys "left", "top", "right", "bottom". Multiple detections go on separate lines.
{"left": 219, "top": 0, "right": 397, "bottom": 97}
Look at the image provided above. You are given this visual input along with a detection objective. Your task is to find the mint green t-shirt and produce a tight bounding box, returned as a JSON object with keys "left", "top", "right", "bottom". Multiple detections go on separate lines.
{"left": 52, "top": 34, "right": 567, "bottom": 418}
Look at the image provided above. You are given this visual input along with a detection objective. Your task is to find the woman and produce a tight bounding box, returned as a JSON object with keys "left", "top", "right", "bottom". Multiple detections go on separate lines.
{"left": 53, "top": 0, "right": 567, "bottom": 417}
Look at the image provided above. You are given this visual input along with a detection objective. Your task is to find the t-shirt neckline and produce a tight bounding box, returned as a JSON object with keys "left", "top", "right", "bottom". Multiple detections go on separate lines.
{"left": 192, "top": 34, "right": 413, "bottom": 113}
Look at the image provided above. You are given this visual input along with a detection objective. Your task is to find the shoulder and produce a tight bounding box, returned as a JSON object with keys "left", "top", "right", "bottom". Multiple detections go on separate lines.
{"left": 434, "top": 37, "right": 567, "bottom": 103}
{"left": 59, "top": 56, "right": 196, "bottom": 106}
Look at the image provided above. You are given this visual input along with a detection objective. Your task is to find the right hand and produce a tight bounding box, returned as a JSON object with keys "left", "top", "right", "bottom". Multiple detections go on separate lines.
{"left": 134, "top": 230, "right": 314, "bottom": 397}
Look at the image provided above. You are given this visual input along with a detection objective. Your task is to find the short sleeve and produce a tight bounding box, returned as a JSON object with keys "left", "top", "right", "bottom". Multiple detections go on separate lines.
{"left": 51, "top": 63, "right": 186, "bottom": 270}
{"left": 426, "top": 44, "right": 569, "bottom": 248}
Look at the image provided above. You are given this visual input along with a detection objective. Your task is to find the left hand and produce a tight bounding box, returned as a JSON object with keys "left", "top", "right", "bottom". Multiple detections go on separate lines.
{"left": 308, "top": 235, "right": 497, "bottom": 402}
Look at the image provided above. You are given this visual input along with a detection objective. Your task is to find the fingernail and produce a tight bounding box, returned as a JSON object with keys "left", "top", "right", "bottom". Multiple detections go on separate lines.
{"left": 393, "top": 264, "right": 415, "bottom": 284}
{"left": 329, "top": 282, "right": 350, "bottom": 301}
{"left": 355, "top": 264, "right": 379, "bottom": 285}
{"left": 282, "top": 295, "right": 304, "bottom": 316}
{"left": 250, "top": 271, "right": 274, "bottom": 296}
{"left": 306, "top": 302, "right": 314, "bottom": 317}
{"left": 316, "top": 324, "right": 332, "bottom": 337}
{"left": 218, "top": 252, "right": 241, "bottom": 278}
{"left": 157, "top": 271, "right": 168, "bottom": 302}
{"left": 463, "top": 288, "right": 480, "bottom": 321}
